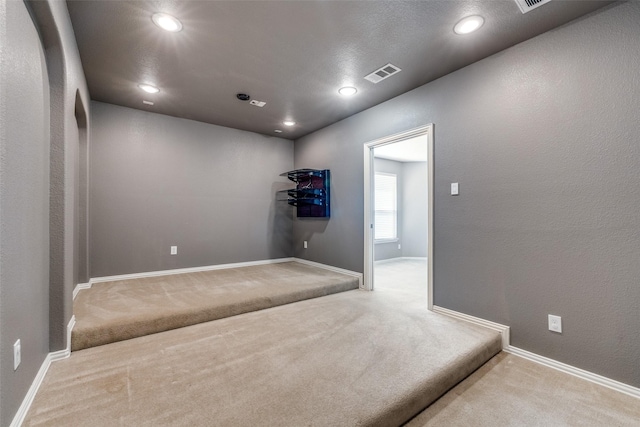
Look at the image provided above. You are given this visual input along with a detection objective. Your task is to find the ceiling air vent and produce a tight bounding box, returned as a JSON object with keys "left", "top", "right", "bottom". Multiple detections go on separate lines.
{"left": 364, "top": 63, "right": 401, "bottom": 84}
{"left": 514, "top": 0, "right": 552, "bottom": 14}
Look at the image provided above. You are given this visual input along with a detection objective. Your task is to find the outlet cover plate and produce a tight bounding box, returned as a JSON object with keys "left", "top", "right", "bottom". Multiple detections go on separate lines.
{"left": 14, "top": 339, "right": 21, "bottom": 370}
{"left": 548, "top": 314, "right": 562, "bottom": 333}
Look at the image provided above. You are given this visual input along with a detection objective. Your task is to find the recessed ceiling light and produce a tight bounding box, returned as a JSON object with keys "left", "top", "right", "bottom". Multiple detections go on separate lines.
{"left": 274, "top": 129, "right": 283, "bottom": 133}
{"left": 454, "top": 15, "right": 484, "bottom": 35}
{"left": 138, "top": 84, "right": 160, "bottom": 94}
{"left": 338, "top": 87, "right": 358, "bottom": 96}
{"left": 283, "top": 120, "right": 296, "bottom": 127}
{"left": 152, "top": 12, "right": 183, "bottom": 32}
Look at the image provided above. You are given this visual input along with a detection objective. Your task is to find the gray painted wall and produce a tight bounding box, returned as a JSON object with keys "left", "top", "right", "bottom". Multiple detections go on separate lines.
{"left": 28, "top": 0, "right": 92, "bottom": 352}
{"left": 0, "top": 1, "right": 50, "bottom": 424}
{"left": 402, "top": 162, "right": 428, "bottom": 258}
{"left": 292, "top": 122, "right": 364, "bottom": 273}
{"left": 75, "top": 93, "right": 89, "bottom": 284}
{"left": 90, "top": 102, "right": 294, "bottom": 277}
{"left": 373, "top": 158, "right": 403, "bottom": 261}
{"left": 294, "top": 2, "right": 640, "bottom": 387}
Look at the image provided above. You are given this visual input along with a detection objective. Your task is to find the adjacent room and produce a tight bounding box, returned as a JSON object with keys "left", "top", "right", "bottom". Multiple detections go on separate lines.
{"left": 372, "top": 135, "right": 429, "bottom": 298}
{"left": 2, "top": 0, "right": 639, "bottom": 426}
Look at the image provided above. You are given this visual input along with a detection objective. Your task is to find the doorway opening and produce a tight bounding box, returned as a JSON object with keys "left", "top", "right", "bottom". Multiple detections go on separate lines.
{"left": 363, "top": 125, "right": 434, "bottom": 309}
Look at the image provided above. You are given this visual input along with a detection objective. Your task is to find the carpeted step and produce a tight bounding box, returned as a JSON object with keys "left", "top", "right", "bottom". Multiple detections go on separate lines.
{"left": 72, "top": 261, "right": 359, "bottom": 351}
{"left": 28, "top": 287, "right": 502, "bottom": 426}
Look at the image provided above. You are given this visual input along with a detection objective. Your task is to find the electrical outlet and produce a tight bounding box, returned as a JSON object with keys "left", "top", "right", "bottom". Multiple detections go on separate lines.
{"left": 398, "top": 243, "right": 401, "bottom": 250}
{"left": 548, "top": 314, "right": 562, "bottom": 333}
{"left": 451, "top": 182, "right": 459, "bottom": 196}
{"left": 14, "top": 339, "right": 21, "bottom": 370}
{"left": 170, "top": 246, "right": 177, "bottom": 255}
{"left": 303, "top": 241, "right": 308, "bottom": 249}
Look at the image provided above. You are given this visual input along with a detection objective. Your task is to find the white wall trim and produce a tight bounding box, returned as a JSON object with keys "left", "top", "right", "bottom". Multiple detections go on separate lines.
{"left": 73, "top": 257, "right": 360, "bottom": 298}
{"left": 73, "top": 282, "right": 90, "bottom": 300}
{"left": 373, "top": 257, "right": 402, "bottom": 265}
{"left": 292, "top": 258, "right": 363, "bottom": 289}
{"left": 74, "top": 258, "right": 295, "bottom": 294}
{"left": 10, "top": 353, "right": 52, "bottom": 427}
{"left": 432, "top": 305, "right": 511, "bottom": 349}
{"left": 430, "top": 307, "right": 639, "bottom": 399}
{"left": 10, "top": 316, "right": 75, "bottom": 427}
{"left": 505, "top": 346, "right": 640, "bottom": 400}
{"left": 64, "top": 315, "right": 76, "bottom": 358}
{"left": 374, "top": 256, "right": 428, "bottom": 265}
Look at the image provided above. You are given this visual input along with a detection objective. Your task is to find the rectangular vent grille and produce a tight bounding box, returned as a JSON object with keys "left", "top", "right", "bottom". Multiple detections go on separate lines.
{"left": 514, "top": 0, "right": 552, "bottom": 14}
{"left": 364, "top": 63, "right": 401, "bottom": 84}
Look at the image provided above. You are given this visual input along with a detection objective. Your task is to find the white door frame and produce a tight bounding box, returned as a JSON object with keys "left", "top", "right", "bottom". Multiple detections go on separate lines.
{"left": 363, "top": 124, "right": 434, "bottom": 310}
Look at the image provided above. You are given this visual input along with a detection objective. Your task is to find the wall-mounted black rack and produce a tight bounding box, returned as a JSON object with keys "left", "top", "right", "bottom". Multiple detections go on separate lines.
{"left": 278, "top": 169, "right": 330, "bottom": 217}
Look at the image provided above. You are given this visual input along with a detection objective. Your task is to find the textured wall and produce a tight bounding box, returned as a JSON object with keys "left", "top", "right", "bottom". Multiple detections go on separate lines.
{"left": 28, "top": 0, "right": 92, "bottom": 351}
{"left": 402, "top": 162, "right": 428, "bottom": 258}
{"left": 373, "top": 158, "right": 403, "bottom": 261}
{"left": 295, "top": 2, "right": 640, "bottom": 387}
{"left": 76, "top": 93, "right": 89, "bottom": 284}
{"left": 0, "top": 1, "right": 50, "bottom": 424}
{"left": 90, "top": 102, "right": 294, "bottom": 277}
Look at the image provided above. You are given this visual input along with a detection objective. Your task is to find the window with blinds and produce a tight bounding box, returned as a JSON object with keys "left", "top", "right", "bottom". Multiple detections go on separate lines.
{"left": 374, "top": 172, "right": 397, "bottom": 240}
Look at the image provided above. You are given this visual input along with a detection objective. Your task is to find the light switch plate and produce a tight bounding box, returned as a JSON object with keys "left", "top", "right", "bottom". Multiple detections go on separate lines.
{"left": 451, "top": 182, "right": 459, "bottom": 195}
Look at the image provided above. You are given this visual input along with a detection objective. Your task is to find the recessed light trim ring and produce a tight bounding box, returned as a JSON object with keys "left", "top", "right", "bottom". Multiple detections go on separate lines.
{"left": 138, "top": 83, "right": 160, "bottom": 94}
{"left": 338, "top": 86, "right": 358, "bottom": 96}
{"left": 454, "top": 15, "right": 484, "bottom": 35}
{"left": 152, "top": 12, "right": 183, "bottom": 32}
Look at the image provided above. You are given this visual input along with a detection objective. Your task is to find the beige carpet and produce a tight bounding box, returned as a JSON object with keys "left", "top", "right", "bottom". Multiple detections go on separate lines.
{"left": 72, "top": 261, "right": 359, "bottom": 350}
{"left": 25, "top": 284, "right": 502, "bottom": 426}
{"left": 374, "top": 258, "right": 427, "bottom": 299}
{"left": 407, "top": 352, "right": 640, "bottom": 426}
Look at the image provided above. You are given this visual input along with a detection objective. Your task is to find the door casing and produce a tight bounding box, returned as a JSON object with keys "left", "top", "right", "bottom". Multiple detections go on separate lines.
{"left": 363, "top": 124, "right": 434, "bottom": 310}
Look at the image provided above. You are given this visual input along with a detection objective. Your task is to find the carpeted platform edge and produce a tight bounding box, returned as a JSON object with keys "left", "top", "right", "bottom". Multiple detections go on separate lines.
{"left": 72, "top": 277, "right": 358, "bottom": 351}
{"left": 395, "top": 335, "right": 503, "bottom": 426}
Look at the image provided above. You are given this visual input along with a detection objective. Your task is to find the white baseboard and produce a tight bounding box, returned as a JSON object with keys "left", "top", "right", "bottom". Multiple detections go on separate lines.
{"left": 429, "top": 306, "right": 639, "bottom": 400}
{"left": 373, "top": 256, "right": 427, "bottom": 265}
{"left": 292, "top": 258, "right": 363, "bottom": 289}
{"left": 505, "top": 346, "right": 640, "bottom": 399}
{"left": 373, "top": 257, "right": 402, "bottom": 265}
{"left": 74, "top": 258, "right": 295, "bottom": 295}
{"left": 10, "top": 352, "right": 52, "bottom": 427}
{"left": 73, "top": 283, "right": 90, "bottom": 300}
{"left": 432, "top": 305, "right": 510, "bottom": 349}
{"left": 10, "top": 316, "right": 75, "bottom": 427}
{"left": 72, "top": 257, "right": 362, "bottom": 297}
{"left": 63, "top": 315, "right": 76, "bottom": 358}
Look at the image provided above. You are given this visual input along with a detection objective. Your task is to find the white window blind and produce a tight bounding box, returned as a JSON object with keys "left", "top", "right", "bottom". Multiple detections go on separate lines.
{"left": 375, "top": 173, "right": 397, "bottom": 240}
